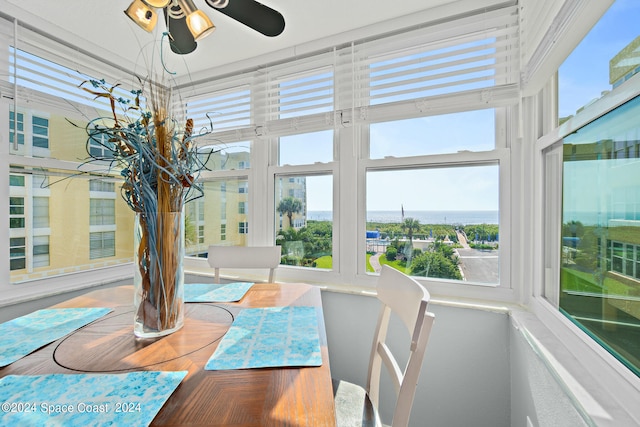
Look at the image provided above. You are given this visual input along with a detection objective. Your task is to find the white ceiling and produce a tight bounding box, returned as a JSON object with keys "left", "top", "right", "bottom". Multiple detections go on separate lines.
{"left": 2, "top": 0, "right": 474, "bottom": 84}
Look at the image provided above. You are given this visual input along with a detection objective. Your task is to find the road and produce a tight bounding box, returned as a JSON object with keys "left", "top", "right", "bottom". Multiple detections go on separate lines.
{"left": 455, "top": 247, "right": 499, "bottom": 283}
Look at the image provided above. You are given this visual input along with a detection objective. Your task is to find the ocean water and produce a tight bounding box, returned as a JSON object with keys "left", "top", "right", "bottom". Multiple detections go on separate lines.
{"left": 307, "top": 210, "right": 498, "bottom": 225}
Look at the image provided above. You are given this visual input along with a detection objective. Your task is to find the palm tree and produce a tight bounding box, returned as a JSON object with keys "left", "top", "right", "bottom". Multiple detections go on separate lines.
{"left": 402, "top": 217, "right": 420, "bottom": 244}
{"left": 402, "top": 217, "right": 420, "bottom": 262}
{"left": 277, "top": 197, "right": 303, "bottom": 229}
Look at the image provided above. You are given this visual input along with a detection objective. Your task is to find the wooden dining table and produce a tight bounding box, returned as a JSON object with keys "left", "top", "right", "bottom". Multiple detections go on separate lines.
{"left": 0, "top": 283, "right": 337, "bottom": 426}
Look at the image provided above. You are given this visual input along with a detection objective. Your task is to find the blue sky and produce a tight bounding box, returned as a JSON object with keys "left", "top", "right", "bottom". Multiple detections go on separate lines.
{"left": 559, "top": 0, "right": 640, "bottom": 117}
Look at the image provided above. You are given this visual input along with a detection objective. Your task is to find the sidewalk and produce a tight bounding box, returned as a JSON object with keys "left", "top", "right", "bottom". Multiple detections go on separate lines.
{"left": 369, "top": 252, "right": 382, "bottom": 273}
{"left": 456, "top": 230, "right": 470, "bottom": 249}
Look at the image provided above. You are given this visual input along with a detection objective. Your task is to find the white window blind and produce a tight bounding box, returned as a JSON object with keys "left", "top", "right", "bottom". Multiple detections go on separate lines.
{"left": 0, "top": 15, "right": 15, "bottom": 102}
{"left": 0, "top": 18, "right": 134, "bottom": 117}
{"left": 185, "top": 4, "right": 520, "bottom": 142}
{"left": 337, "top": 5, "right": 520, "bottom": 122}
{"left": 9, "top": 47, "right": 136, "bottom": 115}
{"left": 256, "top": 57, "right": 335, "bottom": 137}
{"left": 185, "top": 54, "right": 336, "bottom": 143}
{"left": 186, "top": 84, "right": 251, "bottom": 134}
{"left": 258, "top": 61, "right": 334, "bottom": 120}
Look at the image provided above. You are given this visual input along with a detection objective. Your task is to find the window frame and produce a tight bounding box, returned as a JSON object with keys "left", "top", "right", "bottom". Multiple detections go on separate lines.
{"left": 534, "top": 73, "right": 640, "bottom": 399}
{"left": 2, "top": 1, "right": 521, "bottom": 301}
{"left": 360, "top": 140, "right": 512, "bottom": 295}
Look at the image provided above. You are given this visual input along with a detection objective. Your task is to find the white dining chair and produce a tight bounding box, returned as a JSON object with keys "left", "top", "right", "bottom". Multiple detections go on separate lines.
{"left": 207, "top": 245, "right": 282, "bottom": 283}
{"left": 333, "top": 265, "right": 435, "bottom": 427}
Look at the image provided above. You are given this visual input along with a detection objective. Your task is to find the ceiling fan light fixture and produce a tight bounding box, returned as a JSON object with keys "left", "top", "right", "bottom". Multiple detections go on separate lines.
{"left": 186, "top": 10, "right": 216, "bottom": 40}
{"left": 179, "top": 0, "right": 215, "bottom": 41}
{"left": 124, "top": 0, "right": 158, "bottom": 32}
{"left": 143, "top": 0, "right": 171, "bottom": 7}
{"left": 204, "top": 0, "right": 229, "bottom": 9}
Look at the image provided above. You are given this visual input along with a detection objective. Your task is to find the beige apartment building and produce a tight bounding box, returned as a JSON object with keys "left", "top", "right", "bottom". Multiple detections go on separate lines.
{"left": 9, "top": 108, "right": 253, "bottom": 282}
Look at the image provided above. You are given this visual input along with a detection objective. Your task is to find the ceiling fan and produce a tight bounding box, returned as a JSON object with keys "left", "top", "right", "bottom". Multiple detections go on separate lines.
{"left": 125, "top": 0, "right": 285, "bottom": 55}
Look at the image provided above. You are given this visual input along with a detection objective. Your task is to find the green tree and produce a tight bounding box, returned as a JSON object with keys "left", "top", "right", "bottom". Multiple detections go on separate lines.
{"left": 277, "top": 197, "right": 303, "bottom": 229}
{"left": 401, "top": 217, "right": 420, "bottom": 261}
{"left": 410, "top": 251, "right": 462, "bottom": 280}
{"left": 276, "top": 220, "right": 333, "bottom": 267}
{"left": 562, "top": 220, "right": 585, "bottom": 238}
{"left": 402, "top": 217, "right": 421, "bottom": 243}
{"left": 184, "top": 214, "right": 197, "bottom": 247}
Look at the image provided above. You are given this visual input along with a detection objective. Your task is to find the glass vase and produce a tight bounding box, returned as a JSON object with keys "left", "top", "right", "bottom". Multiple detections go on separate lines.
{"left": 133, "top": 211, "right": 185, "bottom": 338}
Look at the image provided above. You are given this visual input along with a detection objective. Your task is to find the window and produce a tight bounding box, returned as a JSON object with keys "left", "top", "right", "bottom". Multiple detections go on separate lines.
{"left": 559, "top": 94, "right": 640, "bottom": 377}
{"left": 185, "top": 178, "right": 248, "bottom": 252}
{"left": 9, "top": 111, "right": 52, "bottom": 156}
{"left": 89, "top": 179, "right": 115, "bottom": 193}
{"left": 10, "top": 197, "right": 25, "bottom": 229}
{"left": 279, "top": 131, "right": 333, "bottom": 165}
{"left": 366, "top": 165, "right": 499, "bottom": 283}
{"left": 10, "top": 175, "right": 25, "bottom": 186}
{"left": 185, "top": 198, "right": 207, "bottom": 254}
{"left": 558, "top": 2, "right": 640, "bottom": 123}
{"left": 238, "top": 222, "right": 248, "bottom": 234}
{"left": 32, "top": 173, "right": 48, "bottom": 189}
{"left": 9, "top": 168, "right": 132, "bottom": 283}
{"left": 90, "top": 231, "right": 116, "bottom": 259}
{"left": 9, "top": 111, "right": 24, "bottom": 146}
{"left": 32, "top": 116, "right": 49, "bottom": 149}
{"left": 198, "top": 225, "right": 205, "bottom": 244}
{"left": 275, "top": 174, "right": 333, "bottom": 269}
{"left": 90, "top": 199, "right": 116, "bottom": 226}
{"left": 199, "top": 142, "right": 250, "bottom": 171}
{"left": 10, "top": 238, "right": 26, "bottom": 271}
{"left": 88, "top": 133, "right": 115, "bottom": 159}
{"left": 3, "top": 6, "right": 519, "bottom": 293}
{"left": 33, "top": 236, "right": 50, "bottom": 268}
{"left": 33, "top": 197, "right": 49, "bottom": 228}
{"left": 369, "top": 111, "right": 495, "bottom": 159}
{"left": 551, "top": 0, "right": 640, "bottom": 379}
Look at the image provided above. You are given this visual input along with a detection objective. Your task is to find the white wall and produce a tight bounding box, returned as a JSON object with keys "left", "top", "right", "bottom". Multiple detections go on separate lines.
{"left": 509, "top": 321, "right": 589, "bottom": 427}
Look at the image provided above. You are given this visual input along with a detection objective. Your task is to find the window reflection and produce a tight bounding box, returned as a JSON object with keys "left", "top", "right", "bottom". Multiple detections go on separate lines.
{"left": 561, "top": 94, "right": 640, "bottom": 377}
{"left": 9, "top": 170, "right": 132, "bottom": 283}
{"left": 185, "top": 178, "right": 249, "bottom": 255}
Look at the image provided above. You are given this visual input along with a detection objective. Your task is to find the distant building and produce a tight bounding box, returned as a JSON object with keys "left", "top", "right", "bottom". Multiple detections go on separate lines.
{"left": 610, "top": 35, "right": 640, "bottom": 89}
{"left": 275, "top": 176, "right": 307, "bottom": 231}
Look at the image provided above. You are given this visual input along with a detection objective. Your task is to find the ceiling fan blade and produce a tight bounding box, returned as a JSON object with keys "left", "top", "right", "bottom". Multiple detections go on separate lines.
{"left": 163, "top": 6, "right": 197, "bottom": 55}
{"left": 208, "top": 0, "right": 285, "bottom": 37}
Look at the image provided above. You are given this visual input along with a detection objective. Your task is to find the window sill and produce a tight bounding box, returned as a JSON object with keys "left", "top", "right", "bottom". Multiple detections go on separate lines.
{"left": 0, "top": 263, "right": 133, "bottom": 308}
{"left": 524, "top": 297, "right": 640, "bottom": 427}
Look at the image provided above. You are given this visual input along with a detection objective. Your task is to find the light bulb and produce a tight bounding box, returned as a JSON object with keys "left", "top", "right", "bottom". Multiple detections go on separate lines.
{"left": 124, "top": 0, "right": 157, "bottom": 32}
{"left": 186, "top": 10, "right": 216, "bottom": 40}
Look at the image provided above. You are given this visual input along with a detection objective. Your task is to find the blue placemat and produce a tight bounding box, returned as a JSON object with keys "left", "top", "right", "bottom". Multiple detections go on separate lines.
{"left": 205, "top": 306, "right": 322, "bottom": 370}
{"left": 0, "top": 307, "right": 112, "bottom": 367}
{"left": 0, "top": 370, "right": 187, "bottom": 427}
{"left": 184, "top": 282, "right": 254, "bottom": 303}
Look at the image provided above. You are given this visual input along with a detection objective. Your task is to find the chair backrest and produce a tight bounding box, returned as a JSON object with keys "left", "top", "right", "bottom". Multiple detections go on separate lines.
{"left": 207, "top": 245, "right": 282, "bottom": 283}
{"left": 367, "top": 265, "right": 435, "bottom": 427}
